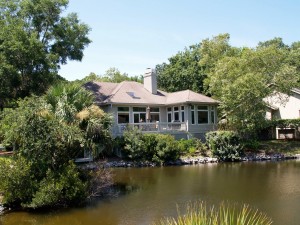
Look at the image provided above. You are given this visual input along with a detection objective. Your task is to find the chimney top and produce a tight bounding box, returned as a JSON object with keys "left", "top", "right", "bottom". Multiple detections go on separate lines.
{"left": 143, "top": 68, "right": 157, "bottom": 94}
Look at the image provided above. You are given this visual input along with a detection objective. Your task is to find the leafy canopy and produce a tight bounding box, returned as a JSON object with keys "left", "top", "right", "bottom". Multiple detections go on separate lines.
{"left": 0, "top": 0, "right": 91, "bottom": 104}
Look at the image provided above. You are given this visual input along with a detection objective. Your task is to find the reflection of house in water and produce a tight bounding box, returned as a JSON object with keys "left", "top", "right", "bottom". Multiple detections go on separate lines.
{"left": 265, "top": 88, "right": 300, "bottom": 139}
{"left": 84, "top": 68, "right": 219, "bottom": 140}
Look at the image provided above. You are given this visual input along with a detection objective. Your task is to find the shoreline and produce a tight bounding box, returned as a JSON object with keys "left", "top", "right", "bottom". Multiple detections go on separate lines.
{"left": 81, "top": 153, "right": 300, "bottom": 169}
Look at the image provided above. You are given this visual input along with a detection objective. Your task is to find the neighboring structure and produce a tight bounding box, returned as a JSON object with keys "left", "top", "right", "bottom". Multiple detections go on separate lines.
{"left": 85, "top": 68, "right": 219, "bottom": 140}
{"left": 265, "top": 88, "right": 300, "bottom": 139}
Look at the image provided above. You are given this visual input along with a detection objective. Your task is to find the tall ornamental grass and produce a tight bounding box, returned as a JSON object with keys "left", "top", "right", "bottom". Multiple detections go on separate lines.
{"left": 154, "top": 201, "right": 273, "bottom": 225}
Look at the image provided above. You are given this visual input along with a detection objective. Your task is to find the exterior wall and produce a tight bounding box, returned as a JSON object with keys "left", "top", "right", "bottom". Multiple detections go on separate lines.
{"left": 266, "top": 92, "right": 300, "bottom": 119}
{"left": 99, "top": 104, "right": 218, "bottom": 139}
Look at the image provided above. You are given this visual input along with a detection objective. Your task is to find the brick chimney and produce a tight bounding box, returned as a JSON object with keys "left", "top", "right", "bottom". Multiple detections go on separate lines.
{"left": 143, "top": 68, "right": 157, "bottom": 94}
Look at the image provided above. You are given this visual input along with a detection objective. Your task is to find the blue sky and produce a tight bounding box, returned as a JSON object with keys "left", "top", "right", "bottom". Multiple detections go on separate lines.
{"left": 60, "top": 0, "right": 300, "bottom": 81}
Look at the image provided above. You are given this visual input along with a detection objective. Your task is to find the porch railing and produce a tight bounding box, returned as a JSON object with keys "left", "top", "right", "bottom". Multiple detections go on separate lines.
{"left": 117, "top": 122, "right": 187, "bottom": 134}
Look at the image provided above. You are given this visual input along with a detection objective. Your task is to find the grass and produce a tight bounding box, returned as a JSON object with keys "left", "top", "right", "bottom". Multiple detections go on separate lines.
{"left": 153, "top": 201, "right": 273, "bottom": 225}
{"left": 258, "top": 140, "right": 300, "bottom": 155}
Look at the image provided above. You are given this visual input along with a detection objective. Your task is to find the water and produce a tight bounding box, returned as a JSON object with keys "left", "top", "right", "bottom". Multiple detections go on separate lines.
{"left": 1, "top": 160, "right": 300, "bottom": 225}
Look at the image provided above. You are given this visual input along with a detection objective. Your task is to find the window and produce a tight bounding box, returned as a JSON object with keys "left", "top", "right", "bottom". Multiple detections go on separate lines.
{"left": 210, "top": 106, "right": 215, "bottom": 124}
{"left": 150, "top": 107, "right": 160, "bottom": 122}
{"left": 167, "top": 107, "right": 172, "bottom": 123}
{"left": 173, "top": 106, "right": 179, "bottom": 121}
{"left": 181, "top": 106, "right": 185, "bottom": 122}
{"left": 197, "top": 105, "right": 208, "bottom": 124}
{"left": 191, "top": 105, "right": 195, "bottom": 124}
{"left": 133, "top": 107, "right": 146, "bottom": 123}
{"left": 117, "top": 107, "right": 129, "bottom": 124}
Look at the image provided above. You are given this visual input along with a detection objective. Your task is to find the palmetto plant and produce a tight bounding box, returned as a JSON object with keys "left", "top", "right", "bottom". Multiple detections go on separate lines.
{"left": 45, "top": 83, "right": 113, "bottom": 157}
{"left": 45, "top": 83, "right": 94, "bottom": 123}
{"left": 154, "top": 201, "right": 273, "bottom": 225}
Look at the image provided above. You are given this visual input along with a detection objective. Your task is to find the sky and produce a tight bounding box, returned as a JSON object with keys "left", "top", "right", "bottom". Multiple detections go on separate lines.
{"left": 59, "top": 0, "right": 300, "bottom": 81}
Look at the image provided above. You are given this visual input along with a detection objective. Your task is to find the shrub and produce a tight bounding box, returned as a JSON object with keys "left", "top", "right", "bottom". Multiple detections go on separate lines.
{"left": 142, "top": 134, "right": 159, "bottom": 161}
{"left": 123, "top": 126, "right": 144, "bottom": 159}
{"left": 153, "top": 201, "right": 273, "bottom": 225}
{"left": 28, "top": 162, "right": 87, "bottom": 208}
{"left": 206, "top": 131, "right": 243, "bottom": 161}
{"left": 178, "top": 138, "right": 208, "bottom": 156}
{"left": 154, "top": 134, "right": 180, "bottom": 163}
{"left": 122, "top": 128, "right": 181, "bottom": 163}
{"left": 0, "top": 157, "right": 37, "bottom": 206}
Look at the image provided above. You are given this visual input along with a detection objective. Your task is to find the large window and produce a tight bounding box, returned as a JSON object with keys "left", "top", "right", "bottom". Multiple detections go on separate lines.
{"left": 133, "top": 107, "right": 146, "bottom": 123}
{"left": 173, "top": 106, "right": 179, "bottom": 121}
{"left": 117, "top": 107, "right": 129, "bottom": 124}
{"left": 150, "top": 107, "right": 160, "bottom": 122}
{"left": 197, "top": 106, "right": 208, "bottom": 124}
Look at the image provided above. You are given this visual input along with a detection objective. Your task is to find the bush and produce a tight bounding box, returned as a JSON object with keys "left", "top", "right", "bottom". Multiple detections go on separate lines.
{"left": 142, "top": 134, "right": 159, "bottom": 161}
{"left": 154, "top": 134, "right": 180, "bottom": 163}
{"left": 178, "top": 138, "right": 208, "bottom": 156}
{"left": 206, "top": 131, "right": 244, "bottom": 162}
{"left": 122, "top": 128, "right": 181, "bottom": 163}
{"left": 28, "top": 162, "right": 87, "bottom": 208}
{"left": 123, "top": 126, "right": 144, "bottom": 159}
{"left": 0, "top": 157, "right": 37, "bottom": 207}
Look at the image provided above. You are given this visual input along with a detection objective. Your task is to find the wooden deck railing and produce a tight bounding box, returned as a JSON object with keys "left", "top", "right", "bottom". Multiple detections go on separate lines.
{"left": 116, "top": 122, "right": 187, "bottom": 134}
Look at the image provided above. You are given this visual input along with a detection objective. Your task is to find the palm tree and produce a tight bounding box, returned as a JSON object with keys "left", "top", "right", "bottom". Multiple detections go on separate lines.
{"left": 45, "top": 82, "right": 113, "bottom": 158}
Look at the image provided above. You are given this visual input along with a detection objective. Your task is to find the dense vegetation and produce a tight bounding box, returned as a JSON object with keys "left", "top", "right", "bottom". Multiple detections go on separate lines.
{"left": 117, "top": 127, "right": 208, "bottom": 164}
{"left": 0, "top": 84, "right": 113, "bottom": 209}
{"left": 157, "top": 34, "right": 300, "bottom": 135}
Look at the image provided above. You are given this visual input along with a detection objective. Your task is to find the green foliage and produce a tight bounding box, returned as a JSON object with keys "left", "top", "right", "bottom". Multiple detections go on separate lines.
{"left": 0, "top": 97, "right": 84, "bottom": 177}
{"left": 263, "top": 118, "right": 300, "bottom": 129}
{"left": 154, "top": 134, "right": 180, "bottom": 163}
{"left": 28, "top": 162, "right": 87, "bottom": 208}
{"left": 206, "top": 131, "right": 243, "bottom": 162}
{"left": 156, "top": 33, "right": 299, "bottom": 134}
{"left": 153, "top": 201, "right": 273, "bottom": 225}
{"left": 0, "top": 0, "right": 91, "bottom": 105}
{"left": 122, "top": 128, "right": 181, "bottom": 163}
{"left": 201, "top": 34, "right": 298, "bottom": 134}
{"left": 45, "top": 82, "right": 94, "bottom": 122}
{"left": 142, "top": 133, "right": 159, "bottom": 160}
{"left": 76, "top": 68, "right": 143, "bottom": 84}
{"left": 0, "top": 157, "right": 36, "bottom": 206}
{"left": 156, "top": 44, "right": 207, "bottom": 93}
{"left": 123, "top": 126, "right": 144, "bottom": 159}
{"left": 0, "top": 92, "right": 113, "bottom": 209}
{"left": 178, "top": 138, "right": 208, "bottom": 156}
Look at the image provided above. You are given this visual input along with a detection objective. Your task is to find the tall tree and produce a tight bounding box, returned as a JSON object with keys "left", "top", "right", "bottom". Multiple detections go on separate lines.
{"left": 156, "top": 44, "right": 207, "bottom": 93}
{"left": 0, "top": 0, "right": 91, "bottom": 106}
{"left": 202, "top": 35, "right": 298, "bottom": 133}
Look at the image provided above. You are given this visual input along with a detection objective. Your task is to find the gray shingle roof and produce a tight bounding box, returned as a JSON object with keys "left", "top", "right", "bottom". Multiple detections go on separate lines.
{"left": 84, "top": 81, "right": 219, "bottom": 105}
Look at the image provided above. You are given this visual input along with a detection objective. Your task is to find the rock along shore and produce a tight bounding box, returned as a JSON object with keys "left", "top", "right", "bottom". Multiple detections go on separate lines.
{"left": 80, "top": 153, "right": 300, "bottom": 169}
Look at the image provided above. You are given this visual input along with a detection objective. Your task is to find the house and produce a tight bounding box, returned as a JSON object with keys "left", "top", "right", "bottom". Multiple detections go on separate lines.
{"left": 84, "top": 68, "right": 219, "bottom": 140}
{"left": 265, "top": 88, "right": 300, "bottom": 139}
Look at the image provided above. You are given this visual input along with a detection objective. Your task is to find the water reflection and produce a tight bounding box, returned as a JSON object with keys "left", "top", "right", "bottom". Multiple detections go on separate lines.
{"left": 1, "top": 160, "right": 300, "bottom": 225}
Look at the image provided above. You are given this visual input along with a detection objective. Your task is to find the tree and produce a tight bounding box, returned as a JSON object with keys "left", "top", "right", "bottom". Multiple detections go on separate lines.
{"left": 202, "top": 35, "right": 298, "bottom": 134}
{"left": 0, "top": 0, "right": 91, "bottom": 105}
{"left": 156, "top": 44, "right": 207, "bottom": 93}
{"left": 100, "top": 67, "right": 143, "bottom": 83}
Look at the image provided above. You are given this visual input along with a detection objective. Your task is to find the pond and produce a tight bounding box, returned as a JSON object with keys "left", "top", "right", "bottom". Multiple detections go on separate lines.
{"left": 1, "top": 160, "right": 300, "bottom": 225}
